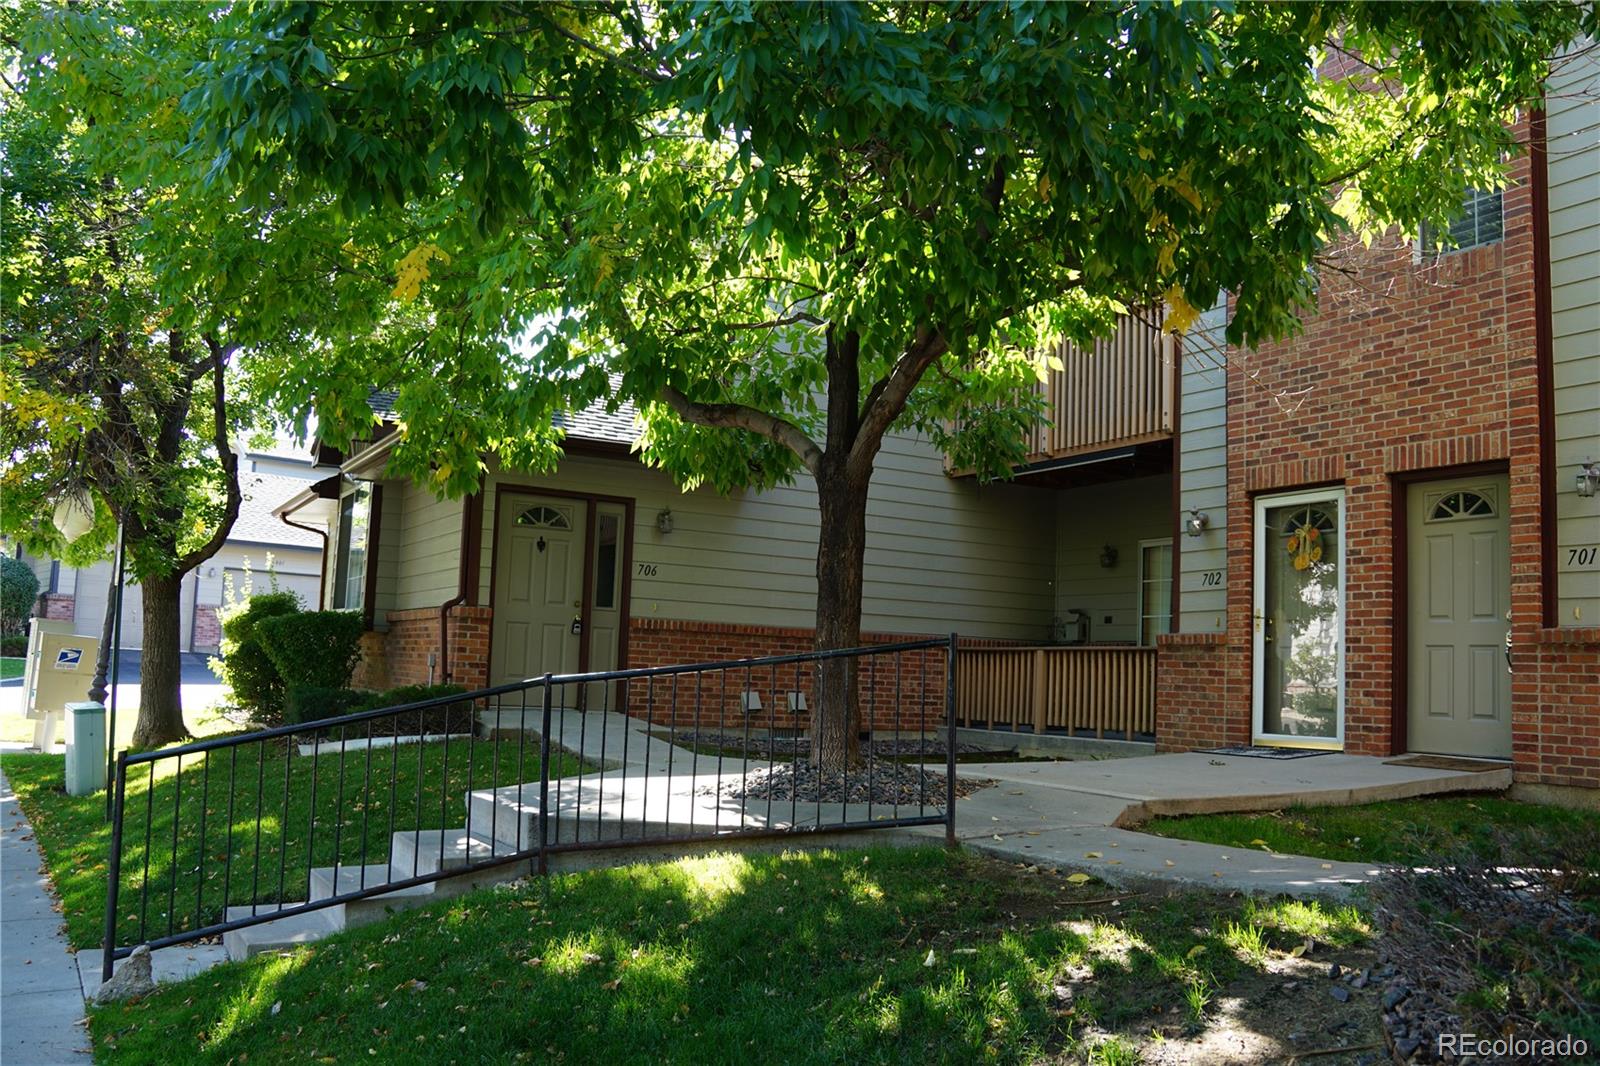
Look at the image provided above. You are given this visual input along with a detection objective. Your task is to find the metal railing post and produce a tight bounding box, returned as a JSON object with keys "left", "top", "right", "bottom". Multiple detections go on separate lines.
{"left": 537, "top": 674, "right": 553, "bottom": 876}
{"left": 101, "top": 751, "right": 127, "bottom": 983}
{"left": 945, "top": 633, "right": 958, "bottom": 847}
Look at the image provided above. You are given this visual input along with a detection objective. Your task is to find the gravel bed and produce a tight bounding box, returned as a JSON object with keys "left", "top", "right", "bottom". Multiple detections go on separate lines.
{"left": 698, "top": 757, "right": 993, "bottom": 807}
{"left": 670, "top": 731, "right": 1008, "bottom": 759}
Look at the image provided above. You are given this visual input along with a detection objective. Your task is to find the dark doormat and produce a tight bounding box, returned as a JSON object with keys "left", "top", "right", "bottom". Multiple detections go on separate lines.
{"left": 1197, "top": 745, "right": 1332, "bottom": 760}
{"left": 1384, "top": 754, "right": 1509, "bottom": 773}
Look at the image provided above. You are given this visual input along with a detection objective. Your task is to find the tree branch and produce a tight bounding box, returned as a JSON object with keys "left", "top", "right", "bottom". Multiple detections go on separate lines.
{"left": 658, "top": 384, "right": 823, "bottom": 475}
{"left": 173, "top": 335, "right": 241, "bottom": 574}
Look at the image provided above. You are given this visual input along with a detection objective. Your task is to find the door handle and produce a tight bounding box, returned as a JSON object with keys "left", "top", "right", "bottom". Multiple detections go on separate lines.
{"left": 570, "top": 617, "right": 583, "bottom": 636}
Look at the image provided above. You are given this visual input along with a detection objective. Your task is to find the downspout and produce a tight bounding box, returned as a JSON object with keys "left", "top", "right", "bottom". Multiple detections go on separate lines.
{"left": 280, "top": 506, "right": 330, "bottom": 609}
{"left": 439, "top": 492, "right": 483, "bottom": 684}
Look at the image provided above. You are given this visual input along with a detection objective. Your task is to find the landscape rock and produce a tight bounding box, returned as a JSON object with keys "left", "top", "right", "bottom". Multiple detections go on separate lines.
{"left": 93, "top": 945, "right": 155, "bottom": 1003}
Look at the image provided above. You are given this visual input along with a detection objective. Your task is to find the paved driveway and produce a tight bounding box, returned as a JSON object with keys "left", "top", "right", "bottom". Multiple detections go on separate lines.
{"left": 0, "top": 650, "right": 217, "bottom": 688}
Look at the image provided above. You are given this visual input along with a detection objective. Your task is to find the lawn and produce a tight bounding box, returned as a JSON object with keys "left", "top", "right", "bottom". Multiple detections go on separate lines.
{"left": 88, "top": 846, "right": 1374, "bottom": 1065}
{"left": 0, "top": 697, "right": 237, "bottom": 748}
{"left": 1140, "top": 794, "right": 1600, "bottom": 868}
{"left": 2, "top": 738, "right": 587, "bottom": 951}
{"left": 0, "top": 655, "right": 23, "bottom": 680}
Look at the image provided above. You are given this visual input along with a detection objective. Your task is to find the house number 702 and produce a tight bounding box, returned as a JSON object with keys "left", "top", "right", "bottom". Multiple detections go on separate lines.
{"left": 636, "top": 562, "right": 659, "bottom": 577}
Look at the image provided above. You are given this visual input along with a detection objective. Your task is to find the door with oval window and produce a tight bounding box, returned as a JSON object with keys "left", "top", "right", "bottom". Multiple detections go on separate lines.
{"left": 491, "top": 496, "right": 584, "bottom": 687}
{"left": 1406, "top": 476, "right": 1511, "bottom": 759}
{"left": 1252, "top": 488, "right": 1345, "bottom": 748}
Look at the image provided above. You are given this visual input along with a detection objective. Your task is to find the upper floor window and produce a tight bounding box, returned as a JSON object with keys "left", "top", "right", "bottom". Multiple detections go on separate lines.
{"left": 332, "top": 482, "right": 372, "bottom": 611}
{"left": 1419, "top": 188, "right": 1503, "bottom": 255}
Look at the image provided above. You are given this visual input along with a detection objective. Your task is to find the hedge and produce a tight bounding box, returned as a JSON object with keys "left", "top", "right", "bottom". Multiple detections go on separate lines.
{"left": 256, "top": 610, "right": 364, "bottom": 694}
{"left": 1, "top": 556, "right": 40, "bottom": 637}
{"left": 213, "top": 591, "right": 301, "bottom": 722}
{"left": 286, "top": 683, "right": 477, "bottom": 739}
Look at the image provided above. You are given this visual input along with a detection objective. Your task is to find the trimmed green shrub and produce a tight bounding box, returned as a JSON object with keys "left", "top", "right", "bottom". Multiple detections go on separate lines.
{"left": 213, "top": 591, "right": 301, "bottom": 722}
{"left": 256, "top": 610, "right": 364, "bottom": 694}
{"left": 1, "top": 633, "right": 27, "bottom": 656}
{"left": 284, "top": 685, "right": 367, "bottom": 727}
{"left": 1, "top": 556, "right": 40, "bottom": 637}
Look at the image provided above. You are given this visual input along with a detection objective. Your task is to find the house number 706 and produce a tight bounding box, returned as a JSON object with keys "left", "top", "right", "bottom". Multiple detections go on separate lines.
{"left": 636, "top": 562, "right": 659, "bottom": 577}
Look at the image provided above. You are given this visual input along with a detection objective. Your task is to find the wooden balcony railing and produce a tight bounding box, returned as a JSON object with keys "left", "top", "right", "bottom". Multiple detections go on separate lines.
{"left": 954, "top": 645, "right": 1156, "bottom": 740}
{"left": 1023, "top": 315, "right": 1176, "bottom": 465}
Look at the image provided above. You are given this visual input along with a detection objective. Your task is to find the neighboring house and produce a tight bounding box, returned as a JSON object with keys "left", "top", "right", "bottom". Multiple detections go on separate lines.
{"left": 284, "top": 53, "right": 1598, "bottom": 799}
{"left": 20, "top": 443, "right": 326, "bottom": 654}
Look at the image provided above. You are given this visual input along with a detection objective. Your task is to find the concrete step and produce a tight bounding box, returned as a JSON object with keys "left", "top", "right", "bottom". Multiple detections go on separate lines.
{"left": 307, "top": 864, "right": 439, "bottom": 930}
{"left": 388, "top": 827, "right": 528, "bottom": 878}
{"left": 222, "top": 903, "right": 340, "bottom": 959}
{"left": 467, "top": 779, "right": 731, "bottom": 850}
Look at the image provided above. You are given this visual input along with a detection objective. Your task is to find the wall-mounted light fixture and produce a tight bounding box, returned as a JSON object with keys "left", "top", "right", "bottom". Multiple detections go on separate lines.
{"left": 655, "top": 508, "right": 674, "bottom": 534}
{"left": 1578, "top": 460, "right": 1600, "bottom": 498}
{"left": 1184, "top": 509, "right": 1211, "bottom": 537}
{"left": 1098, "top": 544, "right": 1118, "bottom": 569}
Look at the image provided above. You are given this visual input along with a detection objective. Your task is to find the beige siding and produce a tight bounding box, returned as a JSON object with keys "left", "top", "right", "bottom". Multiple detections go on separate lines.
{"left": 370, "top": 484, "right": 403, "bottom": 624}
{"left": 1051, "top": 475, "right": 1173, "bottom": 644}
{"left": 464, "top": 429, "right": 1055, "bottom": 640}
{"left": 391, "top": 481, "right": 464, "bottom": 613}
{"left": 1176, "top": 297, "right": 1229, "bottom": 631}
{"left": 1548, "top": 47, "right": 1600, "bottom": 626}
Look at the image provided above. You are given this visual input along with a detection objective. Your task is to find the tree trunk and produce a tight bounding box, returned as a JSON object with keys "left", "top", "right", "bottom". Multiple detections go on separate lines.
{"left": 811, "top": 464, "right": 870, "bottom": 772}
{"left": 131, "top": 571, "right": 188, "bottom": 749}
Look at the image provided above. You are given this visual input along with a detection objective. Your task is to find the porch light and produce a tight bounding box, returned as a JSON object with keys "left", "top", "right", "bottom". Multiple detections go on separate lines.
{"left": 52, "top": 490, "right": 96, "bottom": 543}
{"left": 1185, "top": 509, "right": 1211, "bottom": 537}
{"left": 1098, "top": 544, "right": 1118, "bottom": 569}
{"left": 655, "top": 508, "right": 674, "bottom": 534}
{"left": 1578, "top": 460, "right": 1600, "bottom": 498}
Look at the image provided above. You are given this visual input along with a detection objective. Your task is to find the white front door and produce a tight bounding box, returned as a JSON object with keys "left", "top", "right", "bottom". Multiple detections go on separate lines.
{"left": 491, "top": 496, "right": 585, "bottom": 687}
{"left": 1406, "top": 476, "right": 1512, "bottom": 758}
{"left": 1253, "top": 488, "right": 1345, "bottom": 749}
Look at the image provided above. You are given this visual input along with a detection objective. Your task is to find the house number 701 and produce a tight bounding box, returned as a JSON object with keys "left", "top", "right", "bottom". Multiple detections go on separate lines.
{"left": 636, "top": 562, "right": 659, "bottom": 577}
{"left": 1569, "top": 547, "right": 1599, "bottom": 569}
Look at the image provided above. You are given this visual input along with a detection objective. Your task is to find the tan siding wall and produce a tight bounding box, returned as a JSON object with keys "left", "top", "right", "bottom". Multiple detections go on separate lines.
{"left": 473, "top": 430, "right": 1056, "bottom": 641}
{"left": 1548, "top": 47, "right": 1600, "bottom": 626}
{"left": 1177, "top": 297, "right": 1229, "bottom": 631}
{"left": 392, "top": 481, "right": 464, "bottom": 612}
{"left": 1052, "top": 475, "right": 1173, "bottom": 644}
{"left": 370, "top": 484, "right": 403, "bottom": 626}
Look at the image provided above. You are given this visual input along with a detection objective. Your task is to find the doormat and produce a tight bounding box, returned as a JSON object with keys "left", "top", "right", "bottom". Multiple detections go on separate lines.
{"left": 1197, "top": 745, "right": 1332, "bottom": 760}
{"left": 1384, "top": 754, "right": 1509, "bottom": 773}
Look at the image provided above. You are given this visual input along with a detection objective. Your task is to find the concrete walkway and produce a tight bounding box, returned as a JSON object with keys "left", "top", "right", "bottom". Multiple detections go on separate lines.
{"left": 1, "top": 768, "right": 91, "bottom": 1064}
{"left": 920, "top": 751, "right": 1510, "bottom": 898}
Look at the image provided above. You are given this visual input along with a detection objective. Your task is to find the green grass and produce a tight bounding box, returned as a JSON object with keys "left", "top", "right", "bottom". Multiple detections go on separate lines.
{"left": 0, "top": 697, "right": 236, "bottom": 747}
{"left": 87, "top": 847, "right": 1369, "bottom": 1065}
{"left": 1141, "top": 794, "right": 1600, "bottom": 867}
{"left": 2, "top": 739, "right": 587, "bottom": 950}
{"left": 0, "top": 655, "right": 23, "bottom": 680}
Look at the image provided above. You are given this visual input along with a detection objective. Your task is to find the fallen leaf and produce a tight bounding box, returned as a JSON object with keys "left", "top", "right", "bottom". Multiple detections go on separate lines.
{"left": 1065, "top": 873, "right": 1092, "bottom": 885}
{"left": 1320, "top": 863, "right": 1333, "bottom": 870}
{"left": 1084, "top": 852, "right": 1102, "bottom": 859}
{"left": 1250, "top": 839, "right": 1269, "bottom": 847}
{"left": 923, "top": 949, "right": 937, "bottom": 967}
{"left": 1164, "top": 860, "right": 1176, "bottom": 867}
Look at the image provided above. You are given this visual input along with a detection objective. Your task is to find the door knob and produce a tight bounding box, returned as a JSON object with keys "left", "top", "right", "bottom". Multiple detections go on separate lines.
{"left": 570, "top": 617, "right": 582, "bottom": 636}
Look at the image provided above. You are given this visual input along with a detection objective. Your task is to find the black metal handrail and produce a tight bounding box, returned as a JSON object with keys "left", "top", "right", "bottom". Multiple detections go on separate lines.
{"left": 102, "top": 636, "right": 960, "bottom": 983}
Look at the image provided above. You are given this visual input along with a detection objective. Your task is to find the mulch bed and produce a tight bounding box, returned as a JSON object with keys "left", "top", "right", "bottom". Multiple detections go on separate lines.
{"left": 670, "top": 731, "right": 1008, "bottom": 760}
{"left": 698, "top": 757, "right": 993, "bottom": 807}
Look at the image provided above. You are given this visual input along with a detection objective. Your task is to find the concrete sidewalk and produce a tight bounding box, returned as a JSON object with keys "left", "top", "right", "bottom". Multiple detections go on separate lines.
{"left": 1, "top": 768, "right": 91, "bottom": 1064}
{"left": 909, "top": 751, "right": 1510, "bottom": 898}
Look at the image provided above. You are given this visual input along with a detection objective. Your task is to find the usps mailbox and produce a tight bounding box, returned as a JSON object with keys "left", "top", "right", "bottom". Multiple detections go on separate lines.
{"left": 23, "top": 620, "right": 100, "bottom": 750}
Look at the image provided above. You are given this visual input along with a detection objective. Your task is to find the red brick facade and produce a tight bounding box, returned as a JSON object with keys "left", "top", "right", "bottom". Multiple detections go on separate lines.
{"left": 382, "top": 606, "right": 492, "bottom": 691}
{"left": 191, "top": 605, "right": 221, "bottom": 653}
{"left": 38, "top": 592, "right": 75, "bottom": 621}
{"left": 1154, "top": 142, "right": 1600, "bottom": 788}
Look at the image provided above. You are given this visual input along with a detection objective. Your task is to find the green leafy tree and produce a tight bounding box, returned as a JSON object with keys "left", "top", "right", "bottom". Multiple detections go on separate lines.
{"left": 0, "top": 3, "right": 335, "bottom": 746}
{"left": 192, "top": 2, "right": 1589, "bottom": 768}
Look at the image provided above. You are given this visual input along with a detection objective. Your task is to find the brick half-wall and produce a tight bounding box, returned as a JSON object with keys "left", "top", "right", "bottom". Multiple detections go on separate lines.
{"left": 38, "top": 593, "right": 74, "bottom": 621}
{"left": 191, "top": 605, "right": 221, "bottom": 653}
{"left": 1524, "top": 629, "right": 1600, "bottom": 789}
{"left": 383, "top": 606, "right": 493, "bottom": 692}
{"left": 351, "top": 629, "right": 389, "bottom": 692}
{"left": 627, "top": 618, "right": 1017, "bottom": 734}
{"left": 1154, "top": 632, "right": 1248, "bottom": 752}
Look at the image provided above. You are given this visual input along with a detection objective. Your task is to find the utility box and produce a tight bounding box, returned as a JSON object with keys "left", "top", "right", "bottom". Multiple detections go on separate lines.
{"left": 65, "top": 702, "right": 107, "bottom": 796}
{"left": 24, "top": 621, "right": 100, "bottom": 750}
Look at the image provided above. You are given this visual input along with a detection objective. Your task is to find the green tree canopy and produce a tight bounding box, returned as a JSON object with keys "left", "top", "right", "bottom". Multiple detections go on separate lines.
{"left": 188, "top": 0, "right": 1589, "bottom": 766}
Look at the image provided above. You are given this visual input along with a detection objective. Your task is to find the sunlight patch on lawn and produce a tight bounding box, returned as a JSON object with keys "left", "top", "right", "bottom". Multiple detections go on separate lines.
{"left": 206, "top": 951, "right": 309, "bottom": 1051}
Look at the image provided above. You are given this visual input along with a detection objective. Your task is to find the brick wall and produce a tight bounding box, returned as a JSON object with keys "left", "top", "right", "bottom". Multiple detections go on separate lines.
{"left": 1154, "top": 632, "right": 1246, "bottom": 752}
{"left": 191, "top": 605, "right": 221, "bottom": 652}
{"left": 626, "top": 618, "right": 993, "bottom": 733}
{"left": 351, "top": 629, "right": 389, "bottom": 692}
{"left": 383, "top": 606, "right": 492, "bottom": 691}
{"left": 38, "top": 593, "right": 74, "bottom": 621}
{"left": 1158, "top": 138, "right": 1591, "bottom": 785}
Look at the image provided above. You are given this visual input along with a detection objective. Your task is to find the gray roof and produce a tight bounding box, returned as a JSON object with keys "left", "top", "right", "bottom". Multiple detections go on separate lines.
{"left": 232, "top": 472, "right": 324, "bottom": 548}
{"left": 366, "top": 387, "right": 639, "bottom": 447}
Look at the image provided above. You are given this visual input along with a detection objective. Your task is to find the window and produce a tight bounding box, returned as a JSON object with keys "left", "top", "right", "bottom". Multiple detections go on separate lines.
{"left": 1427, "top": 489, "right": 1496, "bottom": 522}
{"left": 593, "top": 512, "right": 620, "bottom": 609}
{"left": 1419, "top": 188, "right": 1503, "bottom": 254}
{"left": 1139, "top": 540, "right": 1173, "bottom": 646}
{"left": 516, "top": 505, "right": 571, "bottom": 529}
{"left": 332, "top": 483, "right": 372, "bottom": 610}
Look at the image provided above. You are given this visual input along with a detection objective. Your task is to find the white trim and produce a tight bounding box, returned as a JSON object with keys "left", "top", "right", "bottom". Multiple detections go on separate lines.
{"left": 1251, "top": 487, "right": 1346, "bottom": 750}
